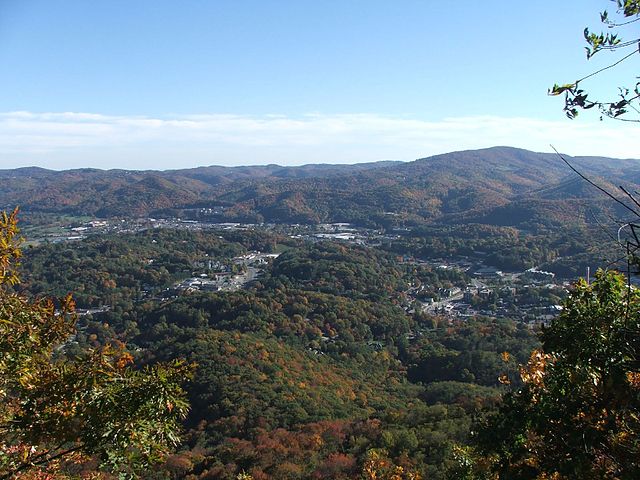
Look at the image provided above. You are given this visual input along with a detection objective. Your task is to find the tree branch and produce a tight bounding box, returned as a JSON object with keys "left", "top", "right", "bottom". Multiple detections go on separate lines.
{"left": 577, "top": 49, "right": 638, "bottom": 84}
{"left": 551, "top": 145, "right": 640, "bottom": 218}
{"left": 0, "top": 444, "right": 83, "bottom": 480}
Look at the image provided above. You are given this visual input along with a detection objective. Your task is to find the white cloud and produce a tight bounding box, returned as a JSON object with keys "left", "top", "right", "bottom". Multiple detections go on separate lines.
{"left": 0, "top": 111, "right": 638, "bottom": 170}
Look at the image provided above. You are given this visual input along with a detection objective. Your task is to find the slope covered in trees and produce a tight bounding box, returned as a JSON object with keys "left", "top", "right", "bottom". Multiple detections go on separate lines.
{"left": 3, "top": 147, "right": 640, "bottom": 231}
{"left": 7, "top": 164, "right": 638, "bottom": 478}
{"left": 0, "top": 210, "right": 192, "bottom": 478}
{"left": 13, "top": 223, "right": 546, "bottom": 479}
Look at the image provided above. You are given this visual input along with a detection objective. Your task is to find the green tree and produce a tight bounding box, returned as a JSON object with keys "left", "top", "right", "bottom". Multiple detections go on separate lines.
{"left": 474, "top": 270, "right": 640, "bottom": 479}
{"left": 462, "top": 5, "right": 640, "bottom": 477}
{"left": 0, "top": 209, "right": 192, "bottom": 478}
{"left": 550, "top": 1, "right": 640, "bottom": 121}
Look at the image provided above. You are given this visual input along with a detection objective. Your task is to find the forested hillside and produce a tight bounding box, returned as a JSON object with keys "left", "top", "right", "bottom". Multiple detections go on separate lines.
{"left": 3, "top": 141, "right": 638, "bottom": 478}
{"left": 3, "top": 147, "right": 639, "bottom": 229}
{"left": 14, "top": 226, "right": 545, "bottom": 478}
{"left": 3, "top": 148, "right": 638, "bottom": 478}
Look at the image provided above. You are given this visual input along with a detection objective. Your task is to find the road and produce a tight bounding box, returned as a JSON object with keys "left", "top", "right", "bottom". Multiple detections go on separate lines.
{"left": 422, "top": 291, "right": 464, "bottom": 313}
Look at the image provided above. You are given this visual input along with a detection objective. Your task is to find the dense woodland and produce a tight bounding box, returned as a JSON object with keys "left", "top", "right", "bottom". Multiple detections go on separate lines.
{"left": 3, "top": 148, "right": 640, "bottom": 231}
{"left": 2, "top": 145, "right": 639, "bottom": 478}
{"left": 10, "top": 226, "right": 546, "bottom": 478}
{"left": 4, "top": 0, "right": 640, "bottom": 475}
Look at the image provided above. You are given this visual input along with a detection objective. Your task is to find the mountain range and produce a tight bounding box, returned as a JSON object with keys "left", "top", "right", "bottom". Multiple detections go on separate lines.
{"left": 2, "top": 146, "right": 639, "bottom": 229}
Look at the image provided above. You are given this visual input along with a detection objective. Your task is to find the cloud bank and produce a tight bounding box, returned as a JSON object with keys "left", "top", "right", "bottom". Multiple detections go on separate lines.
{"left": 1, "top": 111, "right": 638, "bottom": 170}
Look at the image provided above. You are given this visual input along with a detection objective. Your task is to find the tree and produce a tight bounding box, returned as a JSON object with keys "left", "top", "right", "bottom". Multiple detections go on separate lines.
{"left": 547, "top": 1, "right": 640, "bottom": 273}
{"left": 457, "top": 4, "right": 640, "bottom": 477}
{"left": 0, "top": 209, "right": 192, "bottom": 478}
{"left": 549, "top": 1, "right": 640, "bottom": 121}
{"left": 473, "top": 270, "right": 640, "bottom": 479}
{"left": 361, "top": 449, "right": 422, "bottom": 480}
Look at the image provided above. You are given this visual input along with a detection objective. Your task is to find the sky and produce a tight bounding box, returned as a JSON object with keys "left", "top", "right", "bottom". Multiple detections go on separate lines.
{"left": 0, "top": 0, "right": 638, "bottom": 170}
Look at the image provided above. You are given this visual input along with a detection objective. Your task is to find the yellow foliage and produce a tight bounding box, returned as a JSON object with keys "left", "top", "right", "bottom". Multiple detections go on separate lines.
{"left": 626, "top": 371, "right": 640, "bottom": 389}
{"left": 519, "top": 349, "right": 554, "bottom": 402}
{"left": 361, "top": 449, "right": 421, "bottom": 480}
{"left": 0, "top": 208, "right": 22, "bottom": 287}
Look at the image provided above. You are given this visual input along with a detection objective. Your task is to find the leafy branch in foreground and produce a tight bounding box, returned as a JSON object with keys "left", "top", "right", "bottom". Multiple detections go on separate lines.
{"left": 0, "top": 208, "right": 193, "bottom": 478}
{"left": 549, "top": 0, "right": 640, "bottom": 121}
{"left": 459, "top": 270, "right": 640, "bottom": 479}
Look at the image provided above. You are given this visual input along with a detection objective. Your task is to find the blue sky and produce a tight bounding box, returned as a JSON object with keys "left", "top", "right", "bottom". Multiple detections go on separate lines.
{"left": 0, "top": 0, "right": 638, "bottom": 169}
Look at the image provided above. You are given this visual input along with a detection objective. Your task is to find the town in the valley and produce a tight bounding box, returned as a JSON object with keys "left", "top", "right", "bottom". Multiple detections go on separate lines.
{"left": 30, "top": 214, "right": 575, "bottom": 329}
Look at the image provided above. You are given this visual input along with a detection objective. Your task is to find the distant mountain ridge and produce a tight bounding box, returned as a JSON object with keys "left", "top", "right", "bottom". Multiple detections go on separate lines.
{"left": 2, "top": 147, "right": 639, "bottom": 229}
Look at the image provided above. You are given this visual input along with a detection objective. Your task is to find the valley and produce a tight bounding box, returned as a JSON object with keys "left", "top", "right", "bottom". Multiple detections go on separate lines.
{"left": 4, "top": 2, "right": 640, "bottom": 477}
{"left": 4, "top": 146, "right": 638, "bottom": 478}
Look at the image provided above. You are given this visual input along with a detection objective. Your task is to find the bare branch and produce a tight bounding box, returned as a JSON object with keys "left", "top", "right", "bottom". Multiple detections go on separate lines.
{"left": 551, "top": 145, "right": 640, "bottom": 218}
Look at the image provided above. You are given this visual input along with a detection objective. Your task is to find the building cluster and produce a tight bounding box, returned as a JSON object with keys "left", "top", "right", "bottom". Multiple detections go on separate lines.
{"left": 173, "top": 252, "right": 280, "bottom": 294}
{"left": 40, "top": 216, "right": 571, "bottom": 329}
{"left": 404, "top": 258, "right": 569, "bottom": 327}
